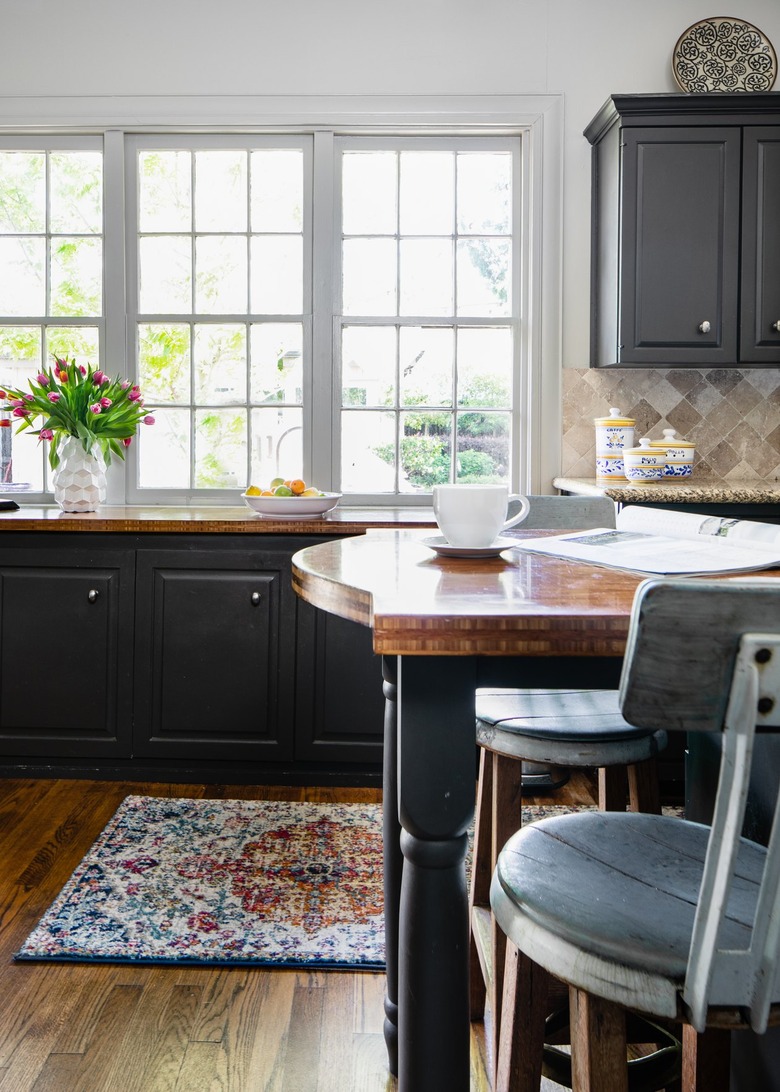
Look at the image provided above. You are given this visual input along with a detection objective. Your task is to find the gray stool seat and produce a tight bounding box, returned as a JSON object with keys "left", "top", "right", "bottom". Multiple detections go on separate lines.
{"left": 476, "top": 687, "right": 668, "bottom": 764}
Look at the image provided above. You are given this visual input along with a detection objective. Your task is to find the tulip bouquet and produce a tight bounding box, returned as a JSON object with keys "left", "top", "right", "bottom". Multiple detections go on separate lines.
{"left": 0, "top": 357, "right": 155, "bottom": 470}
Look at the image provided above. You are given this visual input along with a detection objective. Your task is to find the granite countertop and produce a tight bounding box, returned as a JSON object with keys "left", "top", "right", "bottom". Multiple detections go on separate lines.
{"left": 553, "top": 477, "right": 780, "bottom": 504}
{"left": 0, "top": 505, "right": 438, "bottom": 534}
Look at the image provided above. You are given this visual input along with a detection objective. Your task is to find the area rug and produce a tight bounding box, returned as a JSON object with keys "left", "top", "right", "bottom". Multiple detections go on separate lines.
{"left": 15, "top": 795, "right": 386, "bottom": 969}
{"left": 14, "top": 796, "right": 616, "bottom": 969}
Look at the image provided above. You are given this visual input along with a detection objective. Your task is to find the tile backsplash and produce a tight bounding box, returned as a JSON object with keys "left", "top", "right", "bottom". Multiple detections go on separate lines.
{"left": 562, "top": 368, "right": 780, "bottom": 481}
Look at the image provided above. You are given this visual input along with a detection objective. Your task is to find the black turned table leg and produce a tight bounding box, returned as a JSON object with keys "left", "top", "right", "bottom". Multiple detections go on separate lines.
{"left": 381, "top": 654, "right": 400, "bottom": 1075}
{"left": 396, "top": 655, "right": 477, "bottom": 1092}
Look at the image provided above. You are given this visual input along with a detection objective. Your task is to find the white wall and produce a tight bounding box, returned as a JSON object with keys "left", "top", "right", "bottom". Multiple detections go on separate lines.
{"left": 2, "top": 0, "right": 779, "bottom": 375}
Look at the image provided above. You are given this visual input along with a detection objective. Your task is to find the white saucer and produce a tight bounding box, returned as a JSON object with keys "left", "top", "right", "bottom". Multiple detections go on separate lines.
{"left": 420, "top": 535, "right": 519, "bottom": 558}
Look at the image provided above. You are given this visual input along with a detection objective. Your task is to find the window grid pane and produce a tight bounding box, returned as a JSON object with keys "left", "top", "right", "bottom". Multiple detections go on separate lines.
{"left": 0, "top": 143, "right": 104, "bottom": 496}
{"left": 339, "top": 143, "right": 518, "bottom": 495}
{"left": 134, "top": 141, "right": 307, "bottom": 492}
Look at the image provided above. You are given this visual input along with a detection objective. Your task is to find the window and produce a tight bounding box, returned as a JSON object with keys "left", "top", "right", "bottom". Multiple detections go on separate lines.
{"left": 0, "top": 97, "right": 559, "bottom": 503}
{"left": 0, "top": 137, "right": 103, "bottom": 492}
{"left": 336, "top": 139, "right": 518, "bottom": 495}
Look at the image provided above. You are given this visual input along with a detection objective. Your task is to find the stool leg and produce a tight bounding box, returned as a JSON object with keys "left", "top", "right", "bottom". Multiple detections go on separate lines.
{"left": 496, "top": 941, "right": 549, "bottom": 1092}
{"left": 598, "top": 765, "right": 628, "bottom": 811}
{"left": 569, "top": 988, "right": 628, "bottom": 1092}
{"left": 470, "top": 748, "right": 492, "bottom": 1019}
{"left": 490, "top": 752, "right": 524, "bottom": 1081}
{"left": 627, "top": 756, "right": 662, "bottom": 815}
{"left": 681, "top": 1025, "right": 731, "bottom": 1092}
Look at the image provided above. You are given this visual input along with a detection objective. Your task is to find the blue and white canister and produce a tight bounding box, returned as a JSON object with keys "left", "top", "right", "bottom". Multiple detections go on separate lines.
{"left": 595, "top": 408, "right": 634, "bottom": 481}
{"left": 623, "top": 438, "right": 666, "bottom": 483}
{"left": 649, "top": 429, "right": 695, "bottom": 478}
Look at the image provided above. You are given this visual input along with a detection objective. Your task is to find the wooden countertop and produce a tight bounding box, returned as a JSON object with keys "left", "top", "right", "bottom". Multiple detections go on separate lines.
{"left": 292, "top": 528, "right": 641, "bottom": 656}
{"left": 0, "top": 505, "right": 437, "bottom": 535}
{"left": 553, "top": 477, "right": 780, "bottom": 505}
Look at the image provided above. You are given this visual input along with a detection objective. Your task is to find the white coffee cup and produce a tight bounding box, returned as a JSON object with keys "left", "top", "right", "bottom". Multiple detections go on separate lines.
{"left": 432, "top": 485, "right": 530, "bottom": 548}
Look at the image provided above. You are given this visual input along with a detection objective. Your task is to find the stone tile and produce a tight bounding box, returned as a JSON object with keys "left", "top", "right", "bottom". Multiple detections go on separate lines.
{"left": 724, "top": 458, "right": 759, "bottom": 480}
{"left": 743, "top": 369, "right": 780, "bottom": 397}
{"left": 700, "top": 398, "right": 744, "bottom": 440}
{"left": 692, "top": 455, "right": 716, "bottom": 478}
{"left": 563, "top": 422, "right": 594, "bottom": 458}
{"left": 685, "top": 380, "right": 725, "bottom": 416}
{"left": 706, "top": 439, "right": 741, "bottom": 478}
{"left": 746, "top": 401, "right": 780, "bottom": 441}
{"left": 624, "top": 398, "right": 661, "bottom": 438}
{"left": 727, "top": 378, "right": 763, "bottom": 418}
{"left": 666, "top": 401, "right": 704, "bottom": 438}
{"left": 767, "top": 423, "right": 780, "bottom": 453}
{"left": 664, "top": 369, "right": 707, "bottom": 395}
{"left": 703, "top": 369, "right": 744, "bottom": 396}
{"left": 685, "top": 418, "right": 724, "bottom": 459}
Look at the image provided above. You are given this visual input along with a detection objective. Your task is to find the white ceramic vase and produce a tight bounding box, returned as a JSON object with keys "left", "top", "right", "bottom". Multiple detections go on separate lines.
{"left": 52, "top": 436, "right": 107, "bottom": 512}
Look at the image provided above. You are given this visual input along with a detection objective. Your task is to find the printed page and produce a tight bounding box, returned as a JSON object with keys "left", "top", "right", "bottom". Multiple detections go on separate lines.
{"left": 515, "top": 526, "right": 780, "bottom": 575}
{"left": 617, "top": 505, "right": 780, "bottom": 547}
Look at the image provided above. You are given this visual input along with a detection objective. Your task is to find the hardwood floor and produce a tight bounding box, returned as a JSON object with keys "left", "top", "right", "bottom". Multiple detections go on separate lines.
{"left": 0, "top": 774, "right": 598, "bottom": 1091}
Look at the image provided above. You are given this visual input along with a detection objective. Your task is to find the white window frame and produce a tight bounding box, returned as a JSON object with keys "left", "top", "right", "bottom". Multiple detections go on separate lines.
{"left": 0, "top": 95, "right": 563, "bottom": 503}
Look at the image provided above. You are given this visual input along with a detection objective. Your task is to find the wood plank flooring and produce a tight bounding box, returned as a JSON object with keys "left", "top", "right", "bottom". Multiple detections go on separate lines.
{"left": 0, "top": 774, "right": 597, "bottom": 1091}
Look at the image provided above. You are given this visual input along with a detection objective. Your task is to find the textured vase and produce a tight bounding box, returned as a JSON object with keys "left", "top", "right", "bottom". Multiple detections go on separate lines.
{"left": 52, "top": 437, "right": 107, "bottom": 512}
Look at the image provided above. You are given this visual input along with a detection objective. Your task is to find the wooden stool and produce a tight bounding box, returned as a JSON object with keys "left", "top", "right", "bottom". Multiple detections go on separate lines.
{"left": 469, "top": 687, "right": 667, "bottom": 1085}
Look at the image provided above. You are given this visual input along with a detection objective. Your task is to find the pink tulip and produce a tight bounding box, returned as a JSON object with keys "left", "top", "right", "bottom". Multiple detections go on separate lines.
{"left": 143, "top": 415, "right": 155, "bottom": 425}
{"left": 48, "top": 392, "right": 61, "bottom": 403}
{"left": 78, "top": 365, "right": 87, "bottom": 375}
{"left": 120, "top": 380, "right": 131, "bottom": 389}
{"left": 36, "top": 373, "right": 49, "bottom": 386}
{"left": 12, "top": 407, "right": 29, "bottom": 417}
{"left": 89, "top": 403, "right": 102, "bottom": 414}
{"left": 128, "top": 390, "right": 141, "bottom": 402}
{"left": 10, "top": 399, "right": 24, "bottom": 408}
{"left": 93, "top": 370, "right": 105, "bottom": 384}
{"left": 122, "top": 437, "right": 132, "bottom": 447}
{"left": 101, "top": 397, "right": 112, "bottom": 408}
{"left": 39, "top": 428, "right": 54, "bottom": 441}
{"left": 24, "top": 393, "right": 34, "bottom": 401}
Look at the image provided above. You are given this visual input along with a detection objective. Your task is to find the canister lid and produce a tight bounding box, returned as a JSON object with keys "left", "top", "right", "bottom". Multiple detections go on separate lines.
{"left": 623, "top": 437, "right": 657, "bottom": 455}
{"left": 648, "top": 428, "right": 695, "bottom": 449}
{"left": 594, "top": 407, "right": 635, "bottom": 426}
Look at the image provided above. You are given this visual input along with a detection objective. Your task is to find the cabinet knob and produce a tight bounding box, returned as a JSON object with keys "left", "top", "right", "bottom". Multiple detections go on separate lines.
{"left": 698, "top": 320, "right": 711, "bottom": 334}
{"left": 772, "top": 321, "right": 780, "bottom": 332}
{"left": 251, "top": 591, "right": 262, "bottom": 606}
{"left": 87, "top": 589, "right": 99, "bottom": 603}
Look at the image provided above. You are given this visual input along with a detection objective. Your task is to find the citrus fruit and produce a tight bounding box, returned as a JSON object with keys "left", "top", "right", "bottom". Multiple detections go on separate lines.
{"left": 270, "top": 477, "right": 285, "bottom": 488}
{"left": 245, "top": 485, "right": 261, "bottom": 496}
{"left": 273, "top": 484, "right": 293, "bottom": 496}
{"left": 289, "top": 478, "right": 306, "bottom": 495}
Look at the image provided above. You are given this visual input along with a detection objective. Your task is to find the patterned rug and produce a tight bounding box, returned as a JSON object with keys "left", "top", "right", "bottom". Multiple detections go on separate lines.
{"left": 15, "top": 796, "right": 386, "bottom": 969}
{"left": 15, "top": 796, "right": 614, "bottom": 969}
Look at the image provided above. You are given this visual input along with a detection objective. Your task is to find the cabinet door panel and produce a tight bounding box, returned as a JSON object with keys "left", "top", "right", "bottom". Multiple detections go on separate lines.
{"left": 134, "top": 549, "right": 295, "bottom": 759}
{"left": 741, "top": 128, "right": 780, "bottom": 364}
{"left": 620, "top": 128, "right": 740, "bottom": 364}
{"left": 0, "top": 552, "right": 133, "bottom": 754}
{"left": 294, "top": 601, "right": 384, "bottom": 763}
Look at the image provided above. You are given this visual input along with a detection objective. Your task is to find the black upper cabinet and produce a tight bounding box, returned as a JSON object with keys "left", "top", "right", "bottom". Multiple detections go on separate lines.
{"left": 586, "top": 93, "right": 780, "bottom": 367}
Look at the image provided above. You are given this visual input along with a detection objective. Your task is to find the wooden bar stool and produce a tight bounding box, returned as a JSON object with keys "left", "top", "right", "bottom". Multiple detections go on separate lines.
{"left": 490, "top": 578, "right": 780, "bottom": 1092}
{"left": 469, "top": 686, "right": 667, "bottom": 1084}
{"left": 468, "top": 495, "right": 667, "bottom": 1084}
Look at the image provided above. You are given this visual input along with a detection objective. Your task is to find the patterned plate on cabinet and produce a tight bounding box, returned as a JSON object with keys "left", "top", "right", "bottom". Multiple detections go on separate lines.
{"left": 672, "top": 17, "right": 777, "bottom": 92}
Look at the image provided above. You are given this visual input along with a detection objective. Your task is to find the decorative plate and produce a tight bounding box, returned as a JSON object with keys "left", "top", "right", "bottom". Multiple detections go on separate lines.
{"left": 420, "top": 535, "right": 519, "bottom": 559}
{"left": 672, "top": 17, "right": 777, "bottom": 92}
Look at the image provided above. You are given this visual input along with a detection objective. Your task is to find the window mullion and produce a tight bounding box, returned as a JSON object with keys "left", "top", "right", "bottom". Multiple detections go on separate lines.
{"left": 312, "top": 130, "right": 336, "bottom": 490}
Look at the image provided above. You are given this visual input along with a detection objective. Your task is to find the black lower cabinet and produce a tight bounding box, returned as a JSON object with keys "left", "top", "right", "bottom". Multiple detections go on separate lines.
{"left": 0, "top": 546, "right": 135, "bottom": 757}
{"left": 133, "top": 547, "right": 297, "bottom": 762}
{"left": 0, "top": 532, "right": 383, "bottom": 785}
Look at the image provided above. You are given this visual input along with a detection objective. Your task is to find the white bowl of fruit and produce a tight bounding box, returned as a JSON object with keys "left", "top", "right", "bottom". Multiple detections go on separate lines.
{"left": 241, "top": 478, "right": 341, "bottom": 519}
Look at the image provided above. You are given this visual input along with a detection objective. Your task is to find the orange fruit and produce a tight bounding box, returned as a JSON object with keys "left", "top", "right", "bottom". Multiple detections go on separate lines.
{"left": 289, "top": 478, "right": 306, "bottom": 495}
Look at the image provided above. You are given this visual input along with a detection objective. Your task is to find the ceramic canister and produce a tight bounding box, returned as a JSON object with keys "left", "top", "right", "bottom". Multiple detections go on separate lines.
{"left": 594, "top": 408, "right": 634, "bottom": 480}
{"left": 648, "top": 428, "right": 695, "bottom": 478}
{"left": 622, "top": 438, "right": 666, "bottom": 483}
{"left": 594, "top": 407, "right": 635, "bottom": 456}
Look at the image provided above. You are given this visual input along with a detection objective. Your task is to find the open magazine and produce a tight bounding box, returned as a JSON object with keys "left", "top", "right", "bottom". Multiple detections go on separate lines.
{"left": 514, "top": 505, "right": 780, "bottom": 575}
